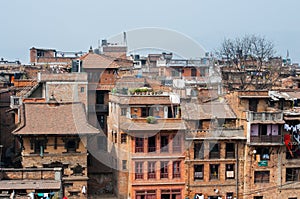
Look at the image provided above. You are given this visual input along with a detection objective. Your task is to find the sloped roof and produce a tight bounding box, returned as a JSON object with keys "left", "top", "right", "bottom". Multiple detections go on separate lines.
{"left": 181, "top": 101, "right": 236, "bottom": 120}
{"left": 81, "top": 52, "right": 132, "bottom": 69}
{"left": 14, "top": 102, "right": 100, "bottom": 135}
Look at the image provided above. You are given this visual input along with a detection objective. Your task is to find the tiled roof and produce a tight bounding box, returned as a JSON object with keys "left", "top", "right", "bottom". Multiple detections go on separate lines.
{"left": 0, "top": 180, "right": 60, "bottom": 190}
{"left": 181, "top": 101, "right": 236, "bottom": 120}
{"left": 81, "top": 52, "right": 132, "bottom": 69}
{"left": 13, "top": 102, "right": 100, "bottom": 135}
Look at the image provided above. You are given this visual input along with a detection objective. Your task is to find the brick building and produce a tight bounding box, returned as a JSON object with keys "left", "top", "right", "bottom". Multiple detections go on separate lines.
{"left": 13, "top": 101, "right": 99, "bottom": 198}
{"left": 29, "top": 47, "right": 84, "bottom": 67}
{"left": 108, "top": 89, "right": 186, "bottom": 199}
{"left": 224, "top": 90, "right": 300, "bottom": 198}
{"left": 182, "top": 100, "right": 246, "bottom": 199}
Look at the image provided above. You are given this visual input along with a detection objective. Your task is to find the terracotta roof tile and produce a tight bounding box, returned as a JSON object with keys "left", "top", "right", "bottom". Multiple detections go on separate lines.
{"left": 13, "top": 102, "right": 99, "bottom": 135}
{"left": 81, "top": 53, "right": 132, "bottom": 69}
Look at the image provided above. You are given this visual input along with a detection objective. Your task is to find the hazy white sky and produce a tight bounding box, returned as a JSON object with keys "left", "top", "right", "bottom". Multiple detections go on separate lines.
{"left": 1, "top": 0, "right": 300, "bottom": 63}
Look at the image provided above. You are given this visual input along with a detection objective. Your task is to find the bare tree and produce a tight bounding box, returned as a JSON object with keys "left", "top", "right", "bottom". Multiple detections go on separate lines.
{"left": 216, "top": 34, "right": 279, "bottom": 90}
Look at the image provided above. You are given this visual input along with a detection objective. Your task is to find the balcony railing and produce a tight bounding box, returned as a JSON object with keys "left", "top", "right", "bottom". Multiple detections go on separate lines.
{"left": 247, "top": 111, "right": 283, "bottom": 122}
{"left": 160, "top": 173, "right": 168, "bottom": 179}
{"left": 209, "top": 152, "right": 220, "bottom": 159}
{"left": 148, "top": 173, "right": 156, "bottom": 179}
{"left": 135, "top": 173, "right": 143, "bottom": 180}
{"left": 186, "top": 128, "right": 245, "bottom": 140}
{"left": 250, "top": 135, "right": 282, "bottom": 144}
{"left": 135, "top": 147, "right": 144, "bottom": 153}
{"left": 148, "top": 146, "right": 156, "bottom": 153}
{"left": 88, "top": 104, "right": 108, "bottom": 112}
{"left": 226, "top": 151, "right": 235, "bottom": 159}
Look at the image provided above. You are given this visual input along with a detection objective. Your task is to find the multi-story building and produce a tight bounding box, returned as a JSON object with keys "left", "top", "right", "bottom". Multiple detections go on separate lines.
{"left": 29, "top": 47, "right": 84, "bottom": 68}
{"left": 182, "top": 100, "right": 246, "bottom": 199}
{"left": 13, "top": 100, "right": 99, "bottom": 198}
{"left": 7, "top": 72, "right": 101, "bottom": 198}
{"left": 225, "top": 90, "right": 300, "bottom": 198}
{"left": 79, "top": 48, "right": 134, "bottom": 195}
{"left": 108, "top": 87, "right": 186, "bottom": 199}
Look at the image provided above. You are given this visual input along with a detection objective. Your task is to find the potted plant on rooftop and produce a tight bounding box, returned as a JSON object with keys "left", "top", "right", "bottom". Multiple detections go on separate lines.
{"left": 146, "top": 116, "right": 157, "bottom": 124}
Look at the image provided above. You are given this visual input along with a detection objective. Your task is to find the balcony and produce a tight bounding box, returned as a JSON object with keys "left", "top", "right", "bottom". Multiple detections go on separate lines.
{"left": 186, "top": 128, "right": 245, "bottom": 140}
{"left": 88, "top": 104, "right": 108, "bottom": 113}
{"left": 247, "top": 111, "right": 283, "bottom": 123}
{"left": 250, "top": 135, "right": 282, "bottom": 145}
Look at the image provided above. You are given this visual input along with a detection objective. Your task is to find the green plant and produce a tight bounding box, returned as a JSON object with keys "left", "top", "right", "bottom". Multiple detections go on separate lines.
{"left": 146, "top": 116, "right": 157, "bottom": 124}
{"left": 140, "top": 87, "right": 148, "bottom": 92}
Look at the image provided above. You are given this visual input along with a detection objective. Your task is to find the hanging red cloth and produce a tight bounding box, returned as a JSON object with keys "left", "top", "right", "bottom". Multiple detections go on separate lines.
{"left": 284, "top": 134, "right": 294, "bottom": 157}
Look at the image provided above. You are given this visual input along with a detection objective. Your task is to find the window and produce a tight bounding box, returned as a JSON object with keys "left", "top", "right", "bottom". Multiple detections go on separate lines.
{"left": 210, "top": 164, "right": 219, "bottom": 180}
{"left": 226, "top": 143, "right": 235, "bottom": 159}
{"left": 37, "top": 50, "right": 44, "bottom": 57}
{"left": 135, "top": 138, "right": 144, "bottom": 153}
{"left": 136, "top": 190, "right": 156, "bottom": 199}
{"left": 122, "top": 160, "right": 127, "bottom": 170}
{"left": 160, "top": 135, "right": 169, "bottom": 153}
{"left": 171, "top": 68, "right": 180, "bottom": 77}
{"left": 30, "top": 138, "right": 47, "bottom": 155}
{"left": 249, "top": 99, "right": 258, "bottom": 112}
{"left": 72, "top": 164, "right": 83, "bottom": 176}
{"left": 191, "top": 68, "right": 197, "bottom": 77}
{"left": 286, "top": 168, "right": 300, "bottom": 182}
{"left": 121, "top": 133, "right": 127, "bottom": 144}
{"left": 160, "top": 161, "right": 169, "bottom": 179}
{"left": 80, "top": 87, "right": 84, "bottom": 93}
{"left": 226, "top": 164, "right": 235, "bottom": 179}
{"left": 173, "top": 161, "right": 181, "bottom": 178}
{"left": 194, "top": 142, "right": 204, "bottom": 159}
{"left": 194, "top": 165, "right": 204, "bottom": 180}
{"left": 121, "top": 108, "right": 127, "bottom": 116}
{"left": 148, "top": 136, "right": 156, "bottom": 153}
{"left": 254, "top": 171, "right": 270, "bottom": 183}
{"left": 172, "top": 135, "right": 181, "bottom": 153}
{"left": 141, "top": 107, "right": 148, "bottom": 117}
{"left": 161, "top": 189, "right": 181, "bottom": 199}
{"left": 66, "top": 140, "right": 77, "bottom": 152}
{"left": 148, "top": 162, "right": 156, "bottom": 179}
{"left": 114, "top": 132, "right": 117, "bottom": 143}
{"left": 209, "top": 143, "right": 220, "bottom": 159}
{"left": 97, "top": 136, "right": 107, "bottom": 151}
{"left": 200, "top": 67, "right": 207, "bottom": 77}
{"left": 63, "top": 138, "right": 79, "bottom": 153}
{"left": 256, "top": 147, "right": 270, "bottom": 160}
{"left": 226, "top": 193, "right": 234, "bottom": 199}
{"left": 135, "top": 162, "right": 143, "bottom": 179}
{"left": 253, "top": 197, "right": 263, "bottom": 199}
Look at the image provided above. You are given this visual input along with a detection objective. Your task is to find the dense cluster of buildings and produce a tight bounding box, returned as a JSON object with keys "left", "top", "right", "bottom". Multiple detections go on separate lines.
{"left": 0, "top": 40, "right": 300, "bottom": 199}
